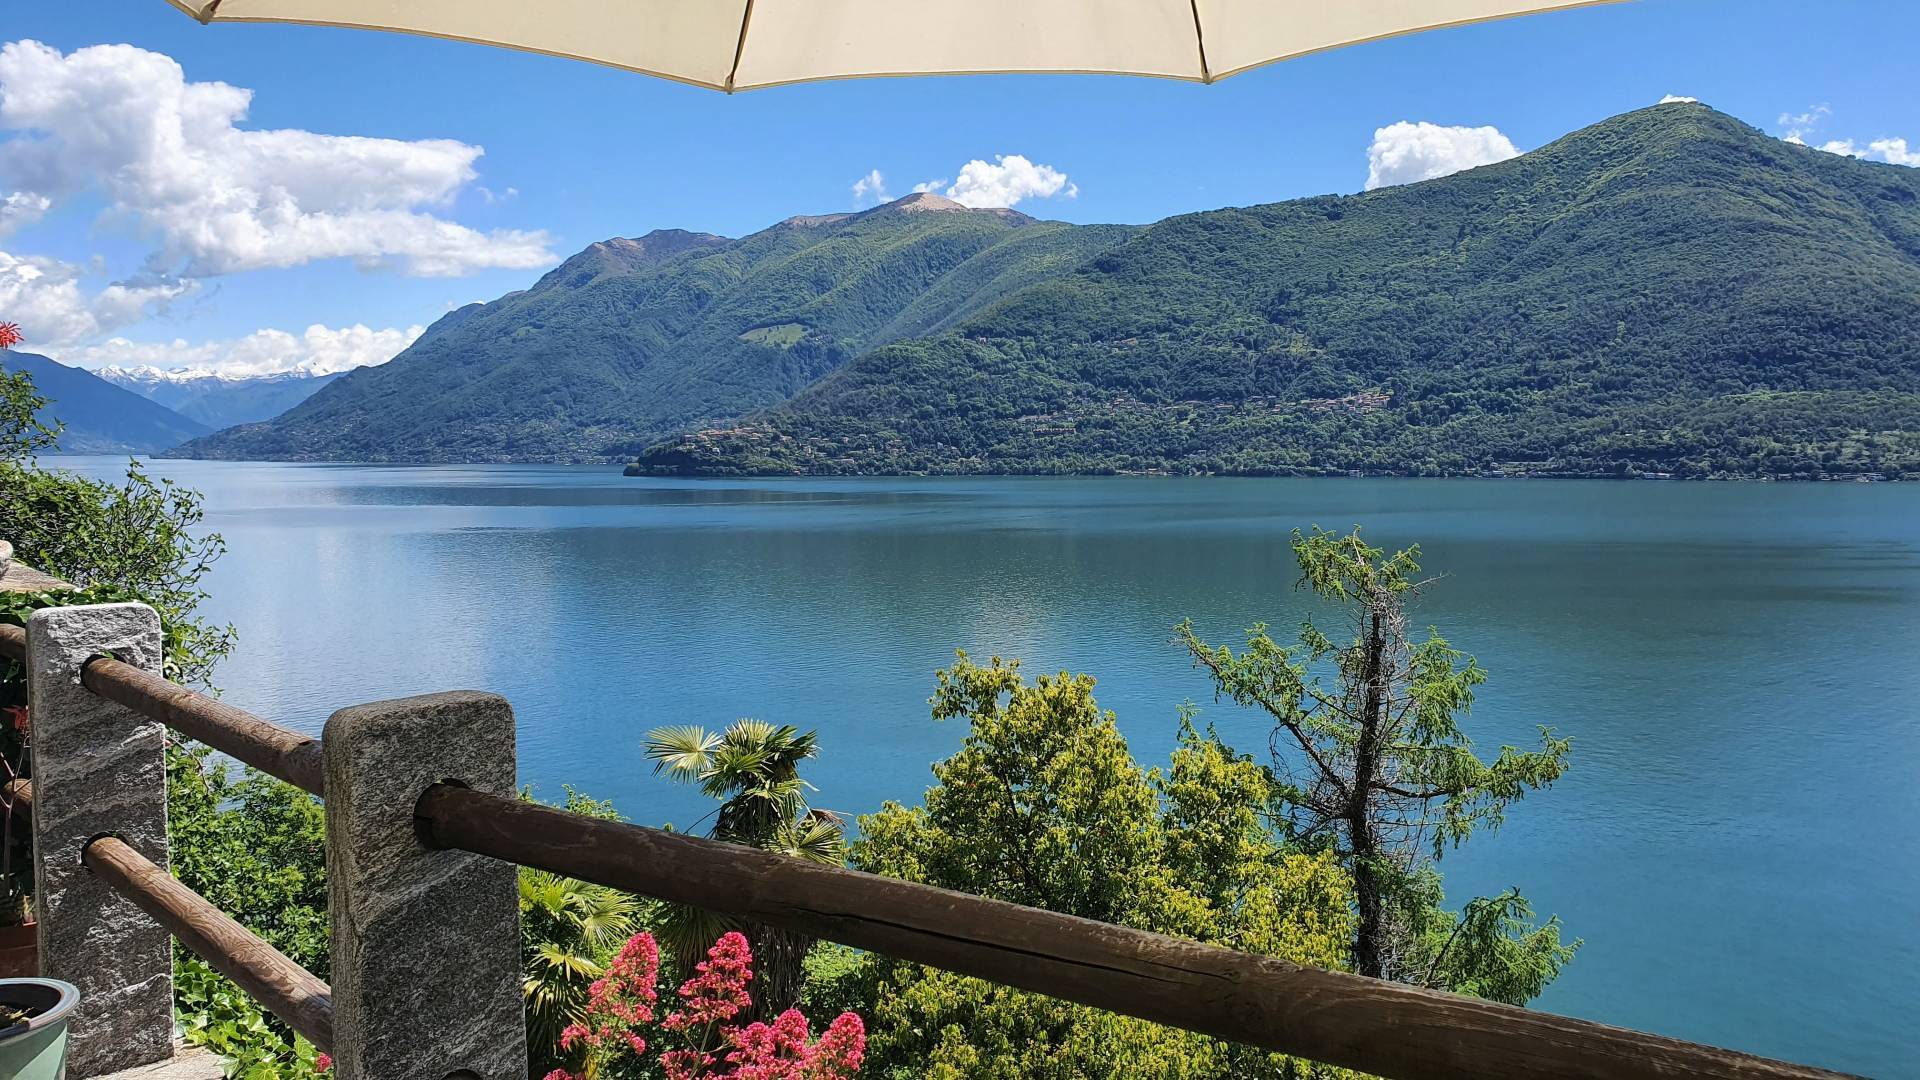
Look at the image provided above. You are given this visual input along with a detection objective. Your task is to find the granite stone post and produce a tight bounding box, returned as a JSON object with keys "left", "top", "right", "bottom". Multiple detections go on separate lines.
{"left": 26, "top": 602, "right": 172, "bottom": 1078}
{"left": 323, "top": 691, "right": 525, "bottom": 1080}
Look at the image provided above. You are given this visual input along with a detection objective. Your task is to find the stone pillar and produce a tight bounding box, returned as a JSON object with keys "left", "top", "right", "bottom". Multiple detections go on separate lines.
{"left": 26, "top": 602, "right": 172, "bottom": 1078}
{"left": 323, "top": 691, "right": 526, "bottom": 1080}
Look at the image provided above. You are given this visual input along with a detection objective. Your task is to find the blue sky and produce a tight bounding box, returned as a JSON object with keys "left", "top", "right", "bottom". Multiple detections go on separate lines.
{"left": 2, "top": 0, "right": 1916, "bottom": 375}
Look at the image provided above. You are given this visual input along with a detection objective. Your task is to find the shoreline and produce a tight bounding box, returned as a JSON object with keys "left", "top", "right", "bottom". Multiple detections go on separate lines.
{"left": 64, "top": 453, "right": 1908, "bottom": 482}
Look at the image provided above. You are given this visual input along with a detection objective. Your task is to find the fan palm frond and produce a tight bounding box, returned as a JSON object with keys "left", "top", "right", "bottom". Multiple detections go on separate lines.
{"left": 571, "top": 889, "right": 641, "bottom": 952}
{"left": 644, "top": 725, "right": 721, "bottom": 781}
{"left": 770, "top": 816, "right": 847, "bottom": 866}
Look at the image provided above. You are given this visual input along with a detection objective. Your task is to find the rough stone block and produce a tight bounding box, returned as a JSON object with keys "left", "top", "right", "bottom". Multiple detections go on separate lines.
{"left": 27, "top": 602, "right": 171, "bottom": 1078}
{"left": 323, "top": 691, "right": 525, "bottom": 1080}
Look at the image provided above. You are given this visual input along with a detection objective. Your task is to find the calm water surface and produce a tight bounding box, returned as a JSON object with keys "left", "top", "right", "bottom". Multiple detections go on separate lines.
{"left": 53, "top": 458, "right": 1920, "bottom": 1076}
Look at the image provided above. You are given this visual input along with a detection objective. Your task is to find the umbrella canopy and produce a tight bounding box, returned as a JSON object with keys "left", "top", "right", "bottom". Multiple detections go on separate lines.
{"left": 163, "top": 0, "right": 1623, "bottom": 92}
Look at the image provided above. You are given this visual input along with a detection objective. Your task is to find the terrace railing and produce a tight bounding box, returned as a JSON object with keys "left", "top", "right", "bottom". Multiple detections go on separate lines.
{"left": 0, "top": 589, "right": 1859, "bottom": 1080}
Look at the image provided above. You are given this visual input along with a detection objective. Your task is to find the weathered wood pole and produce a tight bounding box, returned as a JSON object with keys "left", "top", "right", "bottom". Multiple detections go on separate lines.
{"left": 82, "top": 835, "right": 336, "bottom": 1052}
{"left": 322, "top": 691, "right": 525, "bottom": 1080}
{"left": 26, "top": 602, "right": 173, "bottom": 1077}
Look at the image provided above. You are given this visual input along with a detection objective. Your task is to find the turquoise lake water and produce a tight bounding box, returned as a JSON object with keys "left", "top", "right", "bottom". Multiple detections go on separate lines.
{"left": 50, "top": 458, "right": 1920, "bottom": 1076}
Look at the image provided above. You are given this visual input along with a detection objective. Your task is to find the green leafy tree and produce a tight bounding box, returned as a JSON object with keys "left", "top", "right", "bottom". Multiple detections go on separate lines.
{"left": 644, "top": 720, "right": 846, "bottom": 1016}
{"left": 852, "top": 653, "right": 1357, "bottom": 1078}
{"left": 0, "top": 461, "right": 233, "bottom": 685}
{"left": 1176, "top": 526, "right": 1575, "bottom": 999}
{"left": 167, "top": 742, "right": 331, "bottom": 1079}
{"left": 3, "top": 318, "right": 234, "bottom": 686}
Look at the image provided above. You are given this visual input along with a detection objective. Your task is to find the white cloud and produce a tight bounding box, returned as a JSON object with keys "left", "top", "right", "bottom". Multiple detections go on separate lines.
{"left": 1811, "top": 137, "right": 1920, "bottom": 166}
{"left": 1365, "top": 121, "right": 1520, "bottom": 190}
{"left": 1659, "top": 95, "right": 1699, "bottom": 104}
{"left": 0, "top": 191, "right": 49, "bottom": 236}
{"left": 943, "top": 155, "right": 1076, "bottom": 209}
{"left": 62, "top": 322, "right": 424, "bottom": 378}
{"left": 0, "top": 248, "right": 195, "bottom": 346}
{"left": 1774, "top": 103, "right": 1919, "bottom": 166}
{"left": 1866, "top": 138, "right": 1920, "bottom": 166}
{"left": 911, "top": 178, "right": 947, "bottom": 194}
{"left": 0, "top": 40, "right": 553, "bottom": 278}
{"left": 850, "top": 168, "right": 890, "bottom": 207}
{"left": 1778, "top": 104, "right": 1832, "bottom": 144}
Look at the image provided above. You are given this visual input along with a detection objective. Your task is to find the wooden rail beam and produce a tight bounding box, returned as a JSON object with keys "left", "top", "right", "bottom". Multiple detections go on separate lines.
{"left": 416, "top": 785, "right": 1854, "bottom": 1080}
{"left": 80, "top": 655, "right": 324, "bottom": 796}
{"left": 0, "top": 622, "right": 23, "bottom": 662}
{"left": 83, "top": 835, "right": 335, "bottom": 1053}
{"left": 18, "top": 612, "right": 1863, "bottom": 1078}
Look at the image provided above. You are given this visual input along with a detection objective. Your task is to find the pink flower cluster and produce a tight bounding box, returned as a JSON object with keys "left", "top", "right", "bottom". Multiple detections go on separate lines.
{"left": 715, "top": 1009, "right": 867, "bottom": 1080}
{"left": 664, "top": 930, "right": 754, "bottom": 1034}
{"left": 552, "top": 931, "right": 662, "bottom": 1070}
{"left": 544, "top": 931, "right": 865, "bottom": 1080}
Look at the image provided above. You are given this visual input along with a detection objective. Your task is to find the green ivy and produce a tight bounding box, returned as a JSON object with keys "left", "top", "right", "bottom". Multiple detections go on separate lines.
{"left": 175, "top": 955, "right": 328, "bottom": 1080}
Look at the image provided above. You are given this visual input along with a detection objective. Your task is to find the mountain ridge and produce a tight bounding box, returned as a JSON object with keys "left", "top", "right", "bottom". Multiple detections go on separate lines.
{"left": 168, "top": 104, "right": 1920, "bottom": 477}
{"left": 171, "top": 194, "right": 1132, "bottom": 462}
{"left": 630, "top": 104, "right": 1920, "bottom": 479}
{"left": 97, "top": 365, "right": 349, "bottom": 428}
{"left": 3, "top": 350, "right": 212, "bottom": 453}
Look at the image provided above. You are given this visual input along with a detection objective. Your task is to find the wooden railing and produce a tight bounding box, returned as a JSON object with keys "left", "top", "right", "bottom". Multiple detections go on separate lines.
{"left": 0, "top": 601, "right": 1861, "bottom": 1080}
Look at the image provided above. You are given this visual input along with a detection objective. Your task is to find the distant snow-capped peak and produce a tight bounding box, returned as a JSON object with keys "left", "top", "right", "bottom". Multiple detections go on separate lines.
{"left": 95, "top": 363, "right": 331, "bottom": 386}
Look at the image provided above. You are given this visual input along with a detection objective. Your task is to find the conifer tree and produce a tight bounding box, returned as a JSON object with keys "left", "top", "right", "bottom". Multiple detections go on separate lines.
{"left": 1178, "top": 526, "right": 1574, "bottom": 994}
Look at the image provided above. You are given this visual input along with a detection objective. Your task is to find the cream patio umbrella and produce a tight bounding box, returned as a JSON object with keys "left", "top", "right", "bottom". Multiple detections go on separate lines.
{"left": 163, "top": 0, "right": 1624, "bottom": 93}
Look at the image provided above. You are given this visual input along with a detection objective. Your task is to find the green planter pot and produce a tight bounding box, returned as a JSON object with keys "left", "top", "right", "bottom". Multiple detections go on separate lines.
{"left": 0, "top": 978, "right": 79, "bottom": 1080}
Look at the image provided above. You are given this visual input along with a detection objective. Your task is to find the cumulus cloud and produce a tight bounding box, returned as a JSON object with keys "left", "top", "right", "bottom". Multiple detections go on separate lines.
{"left": 1365, "top": 121, "right": 1520, "bottom": 190}
{"left": 1812, "top": 136, "right": 1920, "bottom": 166}
{"left": 1864, "top": 138, "right": 1920, "bottom": 166}
{"left": 0, "top": 249, "right": 195, "bottom": 346}
{"left": 63, "top": 322, "right": 425, "bottom": 378}
{"left": 910, "top": 178, "right": 946, "bottom": 194}
{"left": 0, "top": 40, "right": 553, "bottom": 278}
{"left": 1774, "top": 103, "right": 1918, "bottom": 166}
{"left": 943, "top": 155, "right": 1076, "bottom": 208}
{"left": 0, "top": 191, "right": 49, "bottom": 236}
{"left": 1659, "top": 95, "right": 1699, "bottom": 104}
{"left": 851, "top": 169, "right": 890, "bottom": 207}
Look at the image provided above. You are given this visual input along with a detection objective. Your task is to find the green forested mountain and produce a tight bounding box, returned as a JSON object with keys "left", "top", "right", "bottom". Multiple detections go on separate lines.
{"left": 635, "top": 104, "right": 1920, "bottom": 479}
{"left": 172, "top": 196, "right": 1136, "bottom": 462}
{"left": 1, "top": 350, "right": 212, "bottom": 452}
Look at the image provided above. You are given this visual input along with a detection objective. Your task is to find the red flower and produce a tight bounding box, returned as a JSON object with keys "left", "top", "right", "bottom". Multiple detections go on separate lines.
{"left": 0, "top": 322, "right": 21, "bottom": 351}
{"left": 2, "top": 707, "right": 26, "bottom": 734}
{"left": 664, "top": 931, "right": 754, "bottom": 1033}
{"left": 553, "top": 929, "right": 865, "bottom": 1079}
{"left": 313, "top": 1053, "right": 332, "bottom": 1072}
{"left": 810, "top": 1013, "right": 868, "bottom": 1079}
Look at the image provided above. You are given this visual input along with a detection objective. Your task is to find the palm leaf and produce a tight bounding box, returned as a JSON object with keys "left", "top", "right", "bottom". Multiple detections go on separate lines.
{"left": 645, "top": 725, "right": 721, "bottom": 781}
{"left": 770, "top": 816, "right": 847, "bottom": 865}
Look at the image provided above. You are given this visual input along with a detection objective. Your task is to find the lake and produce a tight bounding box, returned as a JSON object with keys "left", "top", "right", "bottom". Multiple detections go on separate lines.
{"left": 47, "top": 458, "right": 1920, "bottom": 1076}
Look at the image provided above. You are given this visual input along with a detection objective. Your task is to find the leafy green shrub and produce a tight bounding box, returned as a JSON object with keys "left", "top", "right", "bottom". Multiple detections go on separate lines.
{"left": 0, "top": 461, "right": 233, "bottom": 685}
{"left": 168, "top": 743, "right": 330, "bottom": 1078}
{"left": 849, "top": 654, "right": 1358, "bottom": 1078}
